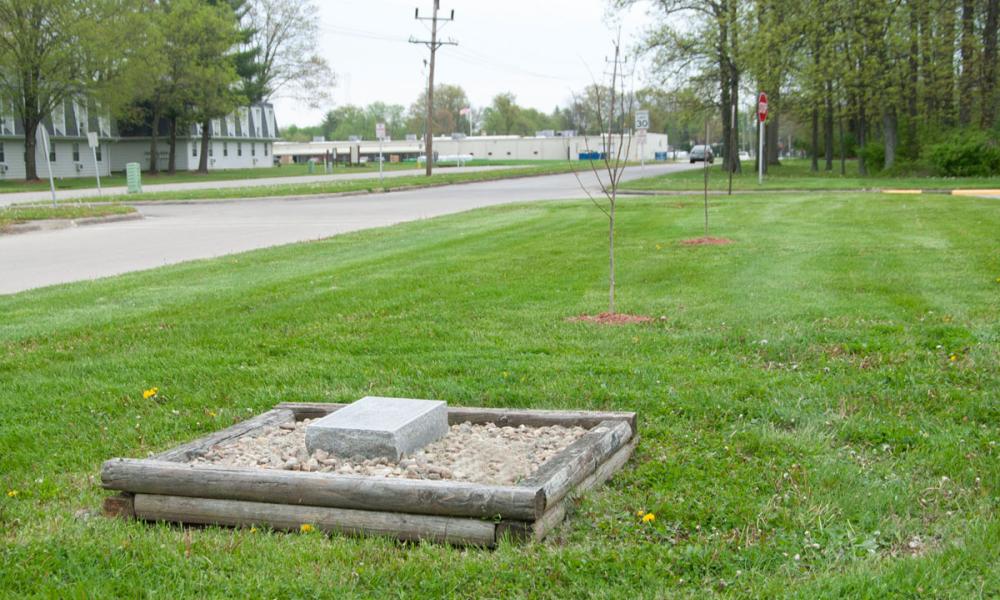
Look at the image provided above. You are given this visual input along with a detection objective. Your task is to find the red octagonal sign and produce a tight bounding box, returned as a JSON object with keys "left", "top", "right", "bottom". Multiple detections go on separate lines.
{"left": 758, "top": 92, "right": 769, "bottom": 123}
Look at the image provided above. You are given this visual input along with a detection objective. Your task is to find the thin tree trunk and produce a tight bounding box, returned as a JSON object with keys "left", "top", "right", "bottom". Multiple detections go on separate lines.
{"left": 824, "top": 82, "right": 834, "bottom": 171}
{"left": 858, "top": 105, "right": 868, "bottom": 176}
{"left": 23, "top": 118, "right": 40, "bottom": 181}
{"left": 766, "top": 112, "right": 780, "bottom": 167}
{"left": 731, "top": 80, "right": 741, "bottom": 173}
{"left": 919, "top": 2, "right": 936, "bottom": 120}
{"left": 167, "top": 117, "right": 177, "bottom": 175}
{"left": 958, "top": 0, "right": 977, "bottom": 126}
{"left": 983, "top": 0, "right": 1000, "bottom": 128}
{"left": 906, "top": 5, "right": 920, "bottom": 158}
{"left": 608, "top": 201, "right": 615, "bottom": 315}
{"left": 148, "top": 109, "right": 160, "bottom": 175}
{"left": 938, "top": 3, "right": 958, "bottom": 126}
{"left": 839, "top": 114, "right": 846, "bottom": 175}
{"left": 883, "top": 107, "right": 897, "bottom": 170}
{"left": 198, "top": 119, "right": 210, "bottom": 173}
{"left": 811, "top": 107, "right": 819, "bottom": 172}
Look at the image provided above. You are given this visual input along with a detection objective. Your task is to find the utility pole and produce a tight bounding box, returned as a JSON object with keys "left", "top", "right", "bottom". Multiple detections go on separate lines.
{"left": 410, "top": 1, "right": 457, "bottom": 177}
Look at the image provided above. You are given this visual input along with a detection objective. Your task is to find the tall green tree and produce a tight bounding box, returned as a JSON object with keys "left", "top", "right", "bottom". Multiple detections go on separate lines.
{"left": 0, "top": 0, "right": 142, "bottom": 180}
{"left": 240, "top": 0, "right": 335, "bottom": 106}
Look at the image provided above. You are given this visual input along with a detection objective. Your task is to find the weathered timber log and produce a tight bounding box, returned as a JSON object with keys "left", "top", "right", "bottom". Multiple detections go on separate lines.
{"left": 495, "top": 502, "right": 568, "bottom": 543}
{"left": 496, "top": 436, "right": 638, "bottom": 542}
{"left": 153, "top": 409, "right": 295, "bottom": 462}
{"left": 574, "top": 436, "right": 637, "bottom": 497}
{"left": 133, "top": 494, "right": 497, "bottom": 547}
{"left": 102, "top": 493, "right": 135, "bottom": 519}
{"left": 275, "top": 402, "right": 636, "bottom": 431}
{"left": 102, "top": 458, "right": 543, "bottom": 520}
{"left": 518, "top": 420, "right": 632, "bottom": 510}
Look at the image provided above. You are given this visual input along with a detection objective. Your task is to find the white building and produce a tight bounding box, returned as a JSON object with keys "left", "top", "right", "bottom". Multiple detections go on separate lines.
{"left": 110, "top": 103, "right": 279, "bottom": 173}
{"left": 274, "top": 132, "right": 671, "bottom": 165}
{"left": 0, "top": 98, "right": 114, "bottom": 180}
{"left": 0, "top": 100, "right": 279, "bottom": 180}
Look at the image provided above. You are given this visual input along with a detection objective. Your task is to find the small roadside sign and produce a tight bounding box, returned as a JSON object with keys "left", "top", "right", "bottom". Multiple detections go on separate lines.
{"left": 758, "top": 92, "right": 769, "bottom": 123}
{"left": 375, "top": 122, "right": 386, "bottom": 140}
{"left": 636, "top": 129, "right": 647, "bottom": 144}
{"left": 634, "top": 109, "right": 650, "bottom": 130}
{"left": 87, "top": 131, "right": 99, "bottom": 149}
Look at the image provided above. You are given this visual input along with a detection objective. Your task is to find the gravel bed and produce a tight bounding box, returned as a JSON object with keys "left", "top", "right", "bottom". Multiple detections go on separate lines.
{"left": 190, "top": 419, "right": 588, "bottom": 485}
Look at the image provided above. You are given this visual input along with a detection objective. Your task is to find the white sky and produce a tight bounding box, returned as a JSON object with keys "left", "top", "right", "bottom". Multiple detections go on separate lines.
{"left": 271, "top": 0, "right": 652, "bottom": 127}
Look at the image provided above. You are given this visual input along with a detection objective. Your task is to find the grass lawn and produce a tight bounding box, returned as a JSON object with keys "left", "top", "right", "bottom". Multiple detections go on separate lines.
{"left": 1, "top": 192, "right": 998, "bottom": 597}
{"left": 53, "top": 162, "right": 588, "bottom": 204}
{"left": 0, "top": 162, "right": 433, "bottom": 194}
{"left": 0, "top": 160, "right": 565, "bottom": 195}
{"left": 0, "top": 204, "right": 136, "bottom": 230}
{"left": 623, "top": 159, "right": 1000, "bottom": 192}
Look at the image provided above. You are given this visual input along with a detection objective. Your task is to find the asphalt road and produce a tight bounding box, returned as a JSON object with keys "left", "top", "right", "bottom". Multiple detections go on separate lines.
{"left": 0, "top": 165, "right": 511, "bottom": 207}
{"left": 0, "top": 163, "right": 697, "bottom": 294}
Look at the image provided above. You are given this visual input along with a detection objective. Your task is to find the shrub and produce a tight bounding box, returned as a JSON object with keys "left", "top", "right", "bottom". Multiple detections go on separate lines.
{"left": 858, "top": 142, "right": 885, "bottom": 172}
{"left": 926, "top": 132, "right": 1000, "bottom": 177}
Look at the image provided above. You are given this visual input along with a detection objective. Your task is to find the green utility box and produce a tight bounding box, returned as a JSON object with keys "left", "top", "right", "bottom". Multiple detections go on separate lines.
{"left": 126, "top": 163, "right": 142, "bottom": 194}
{"left": 307, "top": 159, "right": 316, "bottom": 174}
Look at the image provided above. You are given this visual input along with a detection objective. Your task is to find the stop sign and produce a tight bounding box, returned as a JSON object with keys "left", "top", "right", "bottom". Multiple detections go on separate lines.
{"left": 758, "top": 92, "right": 769, "bottom": 123}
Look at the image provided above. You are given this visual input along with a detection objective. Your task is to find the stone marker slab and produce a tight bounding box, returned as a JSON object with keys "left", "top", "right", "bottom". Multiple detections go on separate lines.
{"left": 305, "top": 396, "right": 448, "bottom": 460}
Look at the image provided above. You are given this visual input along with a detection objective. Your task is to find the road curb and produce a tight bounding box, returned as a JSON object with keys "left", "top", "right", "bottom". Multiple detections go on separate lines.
{"left": 1, "top": 212, "right": 143, "bottom": 235}
{"left": 102, "top": 169, "right": 589, "bottom": 206}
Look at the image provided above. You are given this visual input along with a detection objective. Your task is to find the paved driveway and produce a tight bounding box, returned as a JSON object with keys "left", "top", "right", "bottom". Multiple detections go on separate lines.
{"left": 0, "top": 163, "right": 696, "bottom": 294}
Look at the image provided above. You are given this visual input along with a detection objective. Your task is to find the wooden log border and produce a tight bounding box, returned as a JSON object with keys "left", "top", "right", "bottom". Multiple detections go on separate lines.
{"left": 103, "top": 402, "right": 638, "bottom": 544}
{"left": 154, "top": 408, "right": 295, "bottom": 462}
{"left": 133, "top": 494, "right": 497, "bottom": 547}
{"left": 103, "top": 458, "right": 543, "bottom": 520}
{"left": 497, "top": 434, "right": 639, "bottom": 543}
{"left": 275, "top": 402, "right": 637, "bottom": 433}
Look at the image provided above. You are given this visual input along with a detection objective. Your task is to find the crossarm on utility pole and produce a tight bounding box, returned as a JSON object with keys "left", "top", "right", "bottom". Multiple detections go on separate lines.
{"left": 409, "top": 1, "right": 457, "bottom": 177}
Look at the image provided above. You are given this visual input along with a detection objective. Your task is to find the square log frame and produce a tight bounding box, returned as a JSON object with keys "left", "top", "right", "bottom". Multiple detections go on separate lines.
{"left": 101, "top": 402, "right": 637, "bottom": 547}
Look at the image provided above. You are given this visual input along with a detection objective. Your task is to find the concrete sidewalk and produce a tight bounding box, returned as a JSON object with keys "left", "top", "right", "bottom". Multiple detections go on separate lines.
{"left": 0, "top": 165, "right": 511, "bottom": 207}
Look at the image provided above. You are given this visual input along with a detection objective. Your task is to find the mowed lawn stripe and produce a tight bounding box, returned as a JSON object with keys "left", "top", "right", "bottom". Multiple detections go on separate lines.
{"left": 0, "top": 193, "right": 997, "bottom": 597}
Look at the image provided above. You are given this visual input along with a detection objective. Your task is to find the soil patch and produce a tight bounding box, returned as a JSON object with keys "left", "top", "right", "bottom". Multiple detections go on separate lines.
{"left": 190, "top": 420, "right": 587, "bottom": 485}
{"left": 681, "top": 236, "right": 734, "bottom": 246}
{"left": 568, "top": 312, "right": 654, "bottom": 325}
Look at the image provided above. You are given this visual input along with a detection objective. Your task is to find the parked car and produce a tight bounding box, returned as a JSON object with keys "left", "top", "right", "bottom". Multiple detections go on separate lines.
{"left": 689, "top": 145, "right": 714, "bottom": 164}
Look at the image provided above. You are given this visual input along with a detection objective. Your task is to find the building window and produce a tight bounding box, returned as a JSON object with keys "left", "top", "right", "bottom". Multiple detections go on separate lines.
{"left": 192, "top": 144, "right": 197, "bottom": 157}
{"left": 251, "top": 143, "right": 256, "bottom": 157}
{"left": 96, "top": 146, "right": 102, "bottom": 161}
{"left": 0, "top": 142, "right": 4, "bottom": 163}
{"left": 264, "top": 143, "right": 269, "bottom": 156}
{"left": 73, "top": 143, "right": 80, "bottom": 162}
{"left": 209, "top": 144, "right": 214, "bottom": 157}
{"left": 223, "top": 142, "right": 228, "bottom": 157}
{"left": 237, "top": 142, "right": 242, "bottom": 157}
{"left": 50, "top": 146, "right": 56, "bottom": 162}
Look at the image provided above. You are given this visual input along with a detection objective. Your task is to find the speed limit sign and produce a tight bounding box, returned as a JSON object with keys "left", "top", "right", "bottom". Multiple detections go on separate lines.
{"left": 634, "top": 109, "right": 649, "bottom": 130}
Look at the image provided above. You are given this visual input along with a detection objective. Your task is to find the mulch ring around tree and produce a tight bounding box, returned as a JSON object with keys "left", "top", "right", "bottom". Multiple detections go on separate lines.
{"left": 680, "top": 236, "right": 735, "bottom": 246}
{"left": 567, "top": 312, "right": 656, "bottom": 325}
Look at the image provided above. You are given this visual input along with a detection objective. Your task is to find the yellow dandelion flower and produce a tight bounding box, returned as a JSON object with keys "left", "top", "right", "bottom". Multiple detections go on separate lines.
{"left": 636, "top": 510, "right": 646, "bottom": 517}
{"left": 949, "top": 354, "right": 958, "bottom": 362}
{"left": 142, "top": 387, "right": 159, "bottom": 400}
{"left": 300, "top": 524, "right": 314, "bottom": 533}
{"left": 6, "top": 490, "right": 17, "bottom": 498}
{"left": 249, "top": 527, "right": 258, "bottom": 534}
{"left": 208, "top": 411, "right": 217, "bottom": 418}
{"left": 642, "top": 513, "right": 656, "bottom": 524}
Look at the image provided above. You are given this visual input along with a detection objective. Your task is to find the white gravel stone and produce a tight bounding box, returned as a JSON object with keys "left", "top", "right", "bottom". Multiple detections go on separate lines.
{"left": 189, "top": 419, "right": 588, "bottom": 485}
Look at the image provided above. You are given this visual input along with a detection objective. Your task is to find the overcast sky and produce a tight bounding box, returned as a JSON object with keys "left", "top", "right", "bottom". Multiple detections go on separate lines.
{"left": 272, "top": 0, "right": 651, "bottom": 127}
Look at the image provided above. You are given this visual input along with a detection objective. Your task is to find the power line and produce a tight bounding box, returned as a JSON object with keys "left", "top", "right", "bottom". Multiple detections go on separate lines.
{"left": 409, "top": 1, "right": 457, "bottom": 177}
